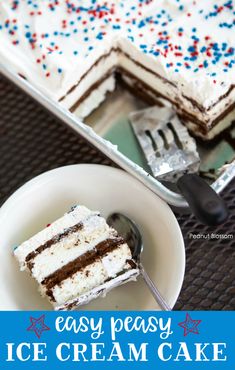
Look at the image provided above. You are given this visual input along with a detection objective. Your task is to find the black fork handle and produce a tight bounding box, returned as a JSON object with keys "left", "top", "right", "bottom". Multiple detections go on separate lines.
{"left": 177, "top": 174, "right": 228, "bottom": 226}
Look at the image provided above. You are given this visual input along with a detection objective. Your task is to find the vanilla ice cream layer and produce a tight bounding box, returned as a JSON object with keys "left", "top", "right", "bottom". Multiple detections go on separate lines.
{"left": 50, "top": 243, "right": 132, "bottom": 305}
{"left": 55, "top": 268, "right": 139, "bottom": 311}
{"left": 72, "top": 74, "right": 116, "bottom": 118}
{"left": 67, "top": 48, "right": 235, "bottom": 127}
{"left": 14, "top": 205, "right": 98, "bottom": 268}
{"left": 31, "top": 215, "right": 115, "bottom": 282}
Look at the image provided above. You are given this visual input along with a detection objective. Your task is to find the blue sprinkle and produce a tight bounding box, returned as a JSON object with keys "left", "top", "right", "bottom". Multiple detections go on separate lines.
{"left": 138, "top": 20, "right": 145, "bottom": 28}
{"left": 96, "top": 32, "right": 103, "bottom": 40}
{"left": 188, "top": 46, "right": 195, "bottom": 52}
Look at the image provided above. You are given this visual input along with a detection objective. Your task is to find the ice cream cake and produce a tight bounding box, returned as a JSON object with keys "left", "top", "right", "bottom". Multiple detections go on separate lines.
{"left": 14, "top": 205, "right": 139, "bottom": 310}
{"left": 0, "top": 1, "right": 235, "bottom": 139}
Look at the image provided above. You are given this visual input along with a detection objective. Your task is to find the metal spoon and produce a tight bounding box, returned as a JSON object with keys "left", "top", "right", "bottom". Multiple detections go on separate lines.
{"left": 107, "top": 212, "right": 171, "bottom": 311}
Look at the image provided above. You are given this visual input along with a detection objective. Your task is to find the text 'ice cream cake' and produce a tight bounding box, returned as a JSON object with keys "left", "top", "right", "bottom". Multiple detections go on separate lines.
{"left": 14, "top": 205, "right": 139, "bottom": 310}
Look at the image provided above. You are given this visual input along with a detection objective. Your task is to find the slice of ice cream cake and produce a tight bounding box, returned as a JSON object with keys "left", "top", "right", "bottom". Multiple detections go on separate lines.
{"left": 14, "top": 205, "right": 139, "bottom": 310}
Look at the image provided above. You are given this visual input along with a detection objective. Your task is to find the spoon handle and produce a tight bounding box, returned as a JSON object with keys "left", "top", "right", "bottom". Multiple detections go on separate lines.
{"left": 139, "top": 263, "right": 171, "bottom": 311}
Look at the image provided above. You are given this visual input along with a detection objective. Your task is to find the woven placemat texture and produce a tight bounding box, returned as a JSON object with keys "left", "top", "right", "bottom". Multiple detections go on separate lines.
{"left": 0, "top": 73, "right": 234, "bottom": 310}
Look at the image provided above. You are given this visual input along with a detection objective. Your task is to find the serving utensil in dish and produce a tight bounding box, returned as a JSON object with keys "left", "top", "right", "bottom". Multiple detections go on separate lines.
{"left": 0, "top": 63, "right": 234, "bottom": 218}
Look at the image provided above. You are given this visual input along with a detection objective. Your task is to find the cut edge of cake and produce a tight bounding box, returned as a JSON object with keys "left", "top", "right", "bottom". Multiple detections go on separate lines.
{"left": 59, "top": 47, "right": 235, "bottom": 140}
{"left": 13, "top": 205, "right": 139, "bottom": 310}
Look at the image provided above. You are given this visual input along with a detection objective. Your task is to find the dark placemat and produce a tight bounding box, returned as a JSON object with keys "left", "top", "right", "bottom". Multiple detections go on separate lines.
{"left": 0, "top": 73, "right": 234, "bottom": 310}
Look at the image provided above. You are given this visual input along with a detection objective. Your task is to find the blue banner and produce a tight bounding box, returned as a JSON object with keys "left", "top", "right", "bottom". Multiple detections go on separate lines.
{"left": 0, "top": 311, "right": 233, "bottom": 369}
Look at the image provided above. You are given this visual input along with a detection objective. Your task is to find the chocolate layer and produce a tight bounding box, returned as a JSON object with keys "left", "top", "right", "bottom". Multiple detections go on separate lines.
{"left": 26, "top": 222, "right": 83, "bottom": 271}
{"left": 58, "top": 49, "right": 117, "bottom": 102}
{"left": 119, "top": 70, "right": 235, "bottom": 135}
{"left": 59, "top": 47, "right": 175, "bottom": 103}
{"left": 70, "top": 68, "right": 115, "bottom": 113}
{"left": 42, "top": 237, "right": 125, "bottom": 301}
{"left": 68, "top": 65, "right": 235, "bottom": 137}
{"left": 59, "top": 47, "right": 235, "bottom": 116}
{"left": 118, "top": 70, "right": 235, "bottom": 134}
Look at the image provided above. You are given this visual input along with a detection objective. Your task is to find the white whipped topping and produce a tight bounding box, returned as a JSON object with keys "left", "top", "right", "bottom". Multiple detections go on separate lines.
{"left": 0, "top": 1, "right": 234, "bottom": 109}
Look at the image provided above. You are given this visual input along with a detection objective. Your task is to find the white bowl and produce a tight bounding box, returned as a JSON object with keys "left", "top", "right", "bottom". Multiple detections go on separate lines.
{"left": 0, "top": 164, "right": 185, "bottom": 310}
